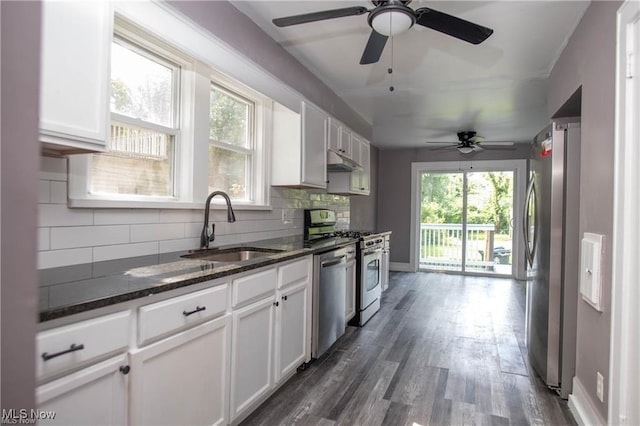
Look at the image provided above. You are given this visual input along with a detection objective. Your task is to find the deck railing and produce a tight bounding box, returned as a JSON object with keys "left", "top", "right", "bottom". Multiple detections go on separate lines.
{"left": 420, "top": 223, "right": 496, "bottom": 270}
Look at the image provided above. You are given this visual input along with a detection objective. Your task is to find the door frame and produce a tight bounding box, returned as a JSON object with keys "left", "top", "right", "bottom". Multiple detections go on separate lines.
{"left": 410, "top": 159, "right": 527, "bottom": 278}
{"left": 609, "top": 1, "right": 640, "bottom": 424}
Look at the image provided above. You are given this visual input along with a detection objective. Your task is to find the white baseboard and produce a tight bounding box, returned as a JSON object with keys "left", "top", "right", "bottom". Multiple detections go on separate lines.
{"left": 568, "top": 377, "right": 606, "bottom": 426}
{"left": 389, "top": 262, "right": 413, "bottom": 272}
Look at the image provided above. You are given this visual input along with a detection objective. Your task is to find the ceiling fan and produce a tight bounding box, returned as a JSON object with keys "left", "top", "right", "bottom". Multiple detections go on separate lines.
{"left": 272, "top": 0, "right": 494, "bottom": 65}
{"left": 425, "top": 131, "right": 515, "bottom": 154}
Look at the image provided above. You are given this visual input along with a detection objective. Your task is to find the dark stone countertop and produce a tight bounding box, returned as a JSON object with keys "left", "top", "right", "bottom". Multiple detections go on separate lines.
{"left": 38, "top": 235, "right": 358, "bottom": 323}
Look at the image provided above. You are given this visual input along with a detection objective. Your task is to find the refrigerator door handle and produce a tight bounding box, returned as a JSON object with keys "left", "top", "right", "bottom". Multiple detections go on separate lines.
{"left": 523, "top": 177, "right": 538, "bottom": 267}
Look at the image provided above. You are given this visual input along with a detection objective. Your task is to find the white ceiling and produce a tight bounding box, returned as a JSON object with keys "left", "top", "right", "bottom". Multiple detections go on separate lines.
{"left": 231, "top": 1, "right": 590, "bottom": 149}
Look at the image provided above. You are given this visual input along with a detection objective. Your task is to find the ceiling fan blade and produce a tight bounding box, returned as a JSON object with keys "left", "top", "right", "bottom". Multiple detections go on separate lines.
{"left": 273, "top": 6, "right": 368, "bottom": 27}
{"left": 415, "top": 7, "right": 493, "bottom": 44}
{"left": 360, "top": 30, "right": 388, "bottom": 65}
{"left": 479, "top": 141, "right": 515, "bottom": 146}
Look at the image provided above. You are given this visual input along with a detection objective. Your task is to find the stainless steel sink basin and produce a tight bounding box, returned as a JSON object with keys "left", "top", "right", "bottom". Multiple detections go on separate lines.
{"left": 182, "top": 247, "right": 284, "bottom": 263}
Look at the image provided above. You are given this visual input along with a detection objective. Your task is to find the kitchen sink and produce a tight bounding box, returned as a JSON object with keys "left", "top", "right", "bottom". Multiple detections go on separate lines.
{"left": 182, "top": 247, "right": 285, "bottom": 263}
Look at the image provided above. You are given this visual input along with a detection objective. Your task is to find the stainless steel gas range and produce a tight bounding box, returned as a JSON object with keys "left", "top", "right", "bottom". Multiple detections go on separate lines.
{"left": 304, "top": 210, "right": 389, "bottom": 326}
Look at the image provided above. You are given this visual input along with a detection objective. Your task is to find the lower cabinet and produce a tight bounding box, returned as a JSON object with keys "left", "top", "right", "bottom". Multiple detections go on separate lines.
{"left": 129, "top": 316, "right": 231, "bottom": 426}
{"left": 345, "top": 257, "right": 357, "bottom": 321}
{"left": 36, "top": 354, "right": 128, "bottom": 426}
{"left": 229, "top": 296, "right": 276, "bottom": 422}
{"left": 275, "top": 282, "right": 309, "bottom": 382}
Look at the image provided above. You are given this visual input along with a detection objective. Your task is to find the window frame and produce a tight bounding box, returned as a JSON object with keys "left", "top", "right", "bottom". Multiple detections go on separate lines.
{"left": 207, "top": 74, "right": 268, "bottom": 207}
{"left": 68, "top": 13, "right": 272, "bottom": 210}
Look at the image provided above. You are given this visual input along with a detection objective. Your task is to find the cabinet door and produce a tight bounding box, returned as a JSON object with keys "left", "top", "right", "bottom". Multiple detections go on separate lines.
{"left": 275, "top": 282, "right": 308, "bottom": 383}
{"left": 40, "top": 0, "right": 112, "bottom": 152}
{"left": 301, "top": 102, "right": 327, "bottom": 188}
{"left": 327, "top": 117, "right": 341, "bottom": 153}
{"left": 340, "top": 127, "right": 352, "bottom": 159}
{"left": 359, "top": 141, "right": 371, "bottom": 193}
{"left": 345, "top": 258, "right": 357, "bottom": 321}
{"left": 129, "top": 316, "right": 231, "bottom": 426}
{"left": 230, "top": 297, "right": 275, "bottom": 422}
{"left": 37, "top": 354, "right": 127, "bottom": 426}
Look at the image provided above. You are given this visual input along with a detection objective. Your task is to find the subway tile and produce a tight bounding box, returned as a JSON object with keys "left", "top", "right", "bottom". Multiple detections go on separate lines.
{"left": 159, "top": 238, "right": 200, "bottom": 254}
{"left": 93, "top": 242, "right": 159, "bottom": 263}
{"left": 159, "top": 209, "right": 202, "bottom": 223}
{"left": 51, "top": 225, "right": 130, "bottom": 249}
{"left": 39, "top": 180, "right": 50, "bottom": 203}
{"left": 39, "top": 156, "right": 67, "bottom": 181}
{"left": 50, "top": 181, "right": 67, "bottom": 204}
{"left": 38, "top": 248, "right": 93, "bottom": 269}
{"left": 130, "top": 223, "right": 184, "bottom": 243}
{"left": 38, "top": 228, "right": 50, "bottom": 251}
{"left": 185, "top": 222, "right": 203, "bottom": 238}
{"left": 39, "top": 204, "right": 94, "bottom": 227}
{"left": 94, "top": 209, "right": 160, "bottom": 225}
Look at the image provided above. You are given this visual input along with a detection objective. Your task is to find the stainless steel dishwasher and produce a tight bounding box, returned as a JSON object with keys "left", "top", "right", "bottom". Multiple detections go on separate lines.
{"left": 312, "top": 246, "right": 349, "bottom": 358}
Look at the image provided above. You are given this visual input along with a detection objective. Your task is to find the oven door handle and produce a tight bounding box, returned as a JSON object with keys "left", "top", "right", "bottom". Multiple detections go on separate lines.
{"left": 364, "top": 248, "right": 383, "bottom": 256}
{"left": 321, "top": 255, "right": 346, "bottom": 268}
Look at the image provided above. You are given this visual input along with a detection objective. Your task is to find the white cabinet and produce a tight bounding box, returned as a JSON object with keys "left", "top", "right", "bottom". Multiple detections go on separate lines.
{"left": 272, "top": 101, "right": 327, "bottom": 188}
{"left": 129, "top": 316, "right": 231, "bottom": 426}
{"left": 40, "top": 0, "right": 112, "bottom": 154}
{"left": 229, "top": 296, "right": 276, "bottom": 422}
{"left": 37, "top": 354, "right": 128, "bottom": 426}
{"left": 381, "top": 235, "right": 390, "bottom": 292}
{"left": 327, "top": 117, "right": 352, "bottom": 159}
{"left": 275, "top": 282, "right": 309, "bottom": 382}
{"left": 327, "top": 136, "right": 371, "bottom": 195}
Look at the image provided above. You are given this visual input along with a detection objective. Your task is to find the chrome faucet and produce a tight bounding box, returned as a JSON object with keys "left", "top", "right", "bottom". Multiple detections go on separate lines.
{"left": 200, "top": 191, "right": 236, "bottom": 249}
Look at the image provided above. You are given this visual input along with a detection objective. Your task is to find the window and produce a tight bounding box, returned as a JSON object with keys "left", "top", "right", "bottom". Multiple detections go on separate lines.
{"left": 91, "top": 36, "right": 181, "bottom": 199}
{"left": 208, "top": 83, "right": 254, "bottom": 201}
{"left": 68, "top": 7, "right": 272, "bottom": 209}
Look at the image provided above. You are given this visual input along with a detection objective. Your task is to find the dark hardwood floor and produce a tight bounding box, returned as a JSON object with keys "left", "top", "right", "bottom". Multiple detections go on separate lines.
{"left": 241, "top": 272, "right": 576, "bottom": 426}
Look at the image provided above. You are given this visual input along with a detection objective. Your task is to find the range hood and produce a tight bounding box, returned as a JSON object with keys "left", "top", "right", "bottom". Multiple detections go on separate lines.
{"left": 327, "top": 150, "right": 362, "bottom": 172}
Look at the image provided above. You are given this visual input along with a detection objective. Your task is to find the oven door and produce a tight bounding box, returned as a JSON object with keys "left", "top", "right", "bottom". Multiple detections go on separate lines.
{"left": 361, "top": 248, "right": 382, "bottom": 310}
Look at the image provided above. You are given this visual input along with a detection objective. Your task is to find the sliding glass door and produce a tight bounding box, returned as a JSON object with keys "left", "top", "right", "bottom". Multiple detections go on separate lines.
{"left": 418, "top": 167, "right": 515, "bottom": 276}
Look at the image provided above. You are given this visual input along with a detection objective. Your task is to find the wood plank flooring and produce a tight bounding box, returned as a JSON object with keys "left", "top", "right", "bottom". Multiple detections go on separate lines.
{"left": 241, "top": 272, "right": 576, "bottom": 426}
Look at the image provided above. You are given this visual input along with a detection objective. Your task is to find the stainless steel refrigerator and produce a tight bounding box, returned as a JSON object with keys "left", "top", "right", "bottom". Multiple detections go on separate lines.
{"left": 523, "top": 120, "right": 581, "bottom": 398}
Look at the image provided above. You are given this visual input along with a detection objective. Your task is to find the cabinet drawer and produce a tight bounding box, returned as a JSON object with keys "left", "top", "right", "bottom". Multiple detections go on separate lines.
{"left": 278, "top": 257, "right": 310, "bottom": 289}
{"left": 232, "top": 268, "right": 277, "bottom": 308}
{"left": 138, "top": 284, "right": 228, "bottom": 345}
{"left": 37, "top": 311, "right": 131, "bottom": 380}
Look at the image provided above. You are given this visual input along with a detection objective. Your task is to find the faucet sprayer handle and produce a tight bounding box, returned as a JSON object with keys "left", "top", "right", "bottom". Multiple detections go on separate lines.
{"left": 208, "top": 224, "right": 216, "bottom": 242}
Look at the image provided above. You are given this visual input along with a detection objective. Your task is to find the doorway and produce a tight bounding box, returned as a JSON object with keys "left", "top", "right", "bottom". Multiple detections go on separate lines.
{"left": 410, "top": 160, "right": 527, "bottom": 278}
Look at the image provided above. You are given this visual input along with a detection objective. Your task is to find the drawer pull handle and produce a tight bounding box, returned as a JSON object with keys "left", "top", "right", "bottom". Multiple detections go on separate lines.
{"left": 282, "top": 295, "right": 288, "bottom": 301}
{"left": 183, "top": 306, "right": 206, "bottom": 317}
{"left": 273, "top": 301, "right": 279, "bottom": 307}
{"left": 42, "top": 343, "right": 85, "bottom": 361}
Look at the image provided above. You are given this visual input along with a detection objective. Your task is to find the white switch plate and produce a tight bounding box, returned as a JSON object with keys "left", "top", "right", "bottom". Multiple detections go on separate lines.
{"left": 580, "top": 233, "right": 604, "bottom": 311}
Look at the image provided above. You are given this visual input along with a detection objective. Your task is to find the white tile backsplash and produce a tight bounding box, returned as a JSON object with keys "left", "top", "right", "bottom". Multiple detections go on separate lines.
{"left": 93, "top": 242, "right": 159, "bottom": 262}
{"left": 130, "top": 223, "right": 185, "bottom": 243}
{"left": 39, "top": 248, "right": 93, "bottom": 269}
{"left": 94, "top": 209, "right": 160, "bottom": 225}
{"left": 51, "top": 225, "right": 130, "bottom": 249}
{"left": 37, "top": 155, "right": 349, "bottom": 269}
{"left": 50, "top": 181, "right": 67, "bottom": 204}
{"left": 39, "top": 204, "right": 94, "bottom": 227}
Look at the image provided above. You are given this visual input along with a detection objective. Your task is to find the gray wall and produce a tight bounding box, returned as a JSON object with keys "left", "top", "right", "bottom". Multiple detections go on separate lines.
{"left": 1, "top": 1, "right": 40, "bottom": 412}
{"left": 166, "top": 1, "right": 371, "bottom": 141}
{"left": 377, "top": 145, "right": 531, "bottom": 263}
{"left": 350, "top": 146, "right": 378, "bottom": 231}
{"left": 548, "top": 1, "right": 621, "bottom": 420}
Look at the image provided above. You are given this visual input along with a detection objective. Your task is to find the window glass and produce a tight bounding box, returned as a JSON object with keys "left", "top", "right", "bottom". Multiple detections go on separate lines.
{"left": 209, "top": 85, "right": 250, "bottom": 148}
{"left": 208, "top": 146, "right": 248, "bottom": 200}
{"left": 90, "top": 38, "right": 179, "bottom": 199}
{"left": 91, "top": 123, "right": 174, "bottom": 197}
{"left": 110, "top": 41, "right": 174, "bottom": 127}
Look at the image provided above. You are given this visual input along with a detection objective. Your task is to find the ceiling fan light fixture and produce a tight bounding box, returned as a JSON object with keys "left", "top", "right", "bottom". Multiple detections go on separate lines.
{"left": 458, "top": 146, "right": 474, "bottom": 154}
{"left": 369, "top": 7, "right": 415, "bottom": 37}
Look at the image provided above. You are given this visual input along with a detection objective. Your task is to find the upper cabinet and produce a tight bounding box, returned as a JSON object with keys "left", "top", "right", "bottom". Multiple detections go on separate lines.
{"left": 40, "top": 0, "right": 112, "bottom": 154}
{"left": 272, "top": 101, "right": 327, "bottom": 188}
{"left": 327, "top": 117, "right": 352, "bottom": 159}
{"left": 327, "top": 135, "right": 371, "bottom": 196}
